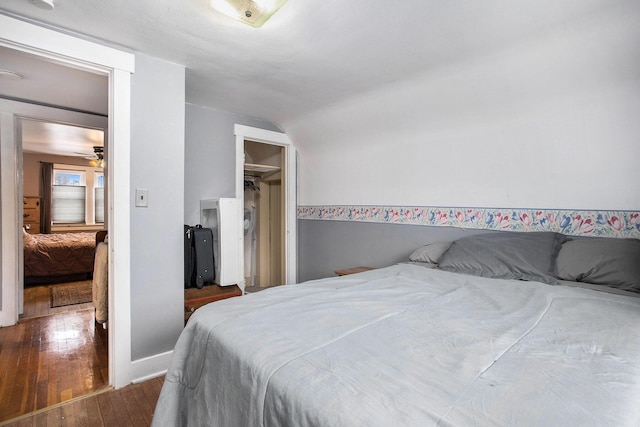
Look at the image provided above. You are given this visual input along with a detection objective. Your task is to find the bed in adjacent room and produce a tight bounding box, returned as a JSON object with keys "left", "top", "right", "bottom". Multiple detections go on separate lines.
{"left": 23, "top": 229, "right": 98, "bottom": 285}
{"left": 92, "top": 230, "right": 109, "bottom": 325}
{"left": 153, "top": 232, "right": 640, "bottom": 427}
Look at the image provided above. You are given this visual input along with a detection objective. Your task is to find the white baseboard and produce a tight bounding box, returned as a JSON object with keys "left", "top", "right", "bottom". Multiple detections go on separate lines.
{"left": 130, "top": 350, "right": 173, "bottom": 384}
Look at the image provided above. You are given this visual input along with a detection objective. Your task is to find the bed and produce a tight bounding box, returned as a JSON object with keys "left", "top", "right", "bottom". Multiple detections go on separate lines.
{"left": 23, "top": 229, "right": 97, "bottom": 285}
{"left": 93, "top": 231, "right": 109, "bottom": 325}
{"left": 152, "top": 232, "right": 640, "bottom": 426}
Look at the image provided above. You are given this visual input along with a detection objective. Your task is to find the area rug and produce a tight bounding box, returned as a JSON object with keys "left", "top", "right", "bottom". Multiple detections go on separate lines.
{"left": 50, "top": 280, "right": 93, "bottom": 308}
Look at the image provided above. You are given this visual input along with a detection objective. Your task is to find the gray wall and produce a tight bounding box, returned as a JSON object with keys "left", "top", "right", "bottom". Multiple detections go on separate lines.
{"left": 298, "top": 220, "right": 491, "bottom": 282}
{"left": 184, "top": 103, "right": 280, "bottom": 225}
{"left": 130, "top": 53, "right": 185, "bottom": 360}
{"left": 129, "top": 80, "right": 280, "bottom": 360}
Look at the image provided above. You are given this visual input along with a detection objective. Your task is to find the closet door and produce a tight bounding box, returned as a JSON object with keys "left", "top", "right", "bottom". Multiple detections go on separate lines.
{"left": 256, "top": 180, "right": 283, "bottom": 286}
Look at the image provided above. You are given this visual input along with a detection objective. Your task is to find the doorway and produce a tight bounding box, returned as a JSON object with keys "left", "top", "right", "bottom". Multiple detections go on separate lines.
{"left": 0, "top": 61, "right": 110, "bottom": 422}
{"left": 234, "top": 124, "right": 297, "bottom": 290}
{"left": 1, "top": 14, "right": 135, "bottom": 393}
{"left": 244, "top": 140, "right": 285, "bottom": 290}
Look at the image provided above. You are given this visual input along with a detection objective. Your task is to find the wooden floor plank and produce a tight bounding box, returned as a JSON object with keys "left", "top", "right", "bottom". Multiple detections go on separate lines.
{"left": 119, "top": 387, "right": 147, "bottom": 427}
{"left": 1, "top": 284, "right": 169, "bottom": 427}
{"left": 31, "top": 411, "right": 49, "bottom": 427}
{"left": 106, "top": 390, "right": 134, "bottom": 427}
{"left": 45, "top": 407, "right": 61, "bottom": 427}
{"left": 141, "top": 383, "right": 162, "bottom": 419}
{"left": 21, "top": 283, "right": 94, "bottom": 320}
{"left": 95, "top": 391, "right": 119, "bottom": 427}
{"left": 0, "top": 377, "right": 165, "bottom": 427}
{"left": 0, "top": 285, "right": 108, "bottom": 423}
{"left": 128, "top": 385, "right": 155, "bottom": 425}
{"left": 14, "top": 418, "right": 33, "bottom": 427}
{"left": 59, "top": 398, "right": 81, "bottom": 427}
{"left": 83, "top": 394, "right": 105, "bottom": 427}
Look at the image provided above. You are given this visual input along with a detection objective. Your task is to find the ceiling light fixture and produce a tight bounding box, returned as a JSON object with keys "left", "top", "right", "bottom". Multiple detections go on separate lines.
{"left": 28, "top": 0, "right": 55, "bottom": 10}
{"left": 209, "top": 0, "right": 287, "bottom": 27}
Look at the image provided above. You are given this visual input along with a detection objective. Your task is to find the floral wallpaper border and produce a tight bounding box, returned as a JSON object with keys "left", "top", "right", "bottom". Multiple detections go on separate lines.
{"left": 297, "top": 205, "right": 640, "bottom": 239}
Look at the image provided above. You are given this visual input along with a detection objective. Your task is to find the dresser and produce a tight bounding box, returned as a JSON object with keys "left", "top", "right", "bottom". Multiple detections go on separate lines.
{"left": 184, "top": 284, "right": 242, "bottom": 324}
{"left": 23, "top": 196, "right": 41, "bottom": 234}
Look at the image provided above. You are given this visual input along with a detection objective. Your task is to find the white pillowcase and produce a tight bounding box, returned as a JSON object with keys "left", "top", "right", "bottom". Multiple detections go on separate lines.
{"left": 408, "top": 241, "right": 452, "bottom": 264}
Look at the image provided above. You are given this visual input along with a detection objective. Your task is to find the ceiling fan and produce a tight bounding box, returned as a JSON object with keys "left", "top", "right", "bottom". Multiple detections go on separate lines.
{"left": 75, "top": 146, "right": 105, "bottom": 167}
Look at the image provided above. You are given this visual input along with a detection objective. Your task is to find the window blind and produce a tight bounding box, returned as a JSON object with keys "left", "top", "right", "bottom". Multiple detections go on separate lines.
{"left": 52, "top": 185, "right": 86, "bottom": 223}
{"left": 95, "top": 187, "right": 105, "bottom": 223}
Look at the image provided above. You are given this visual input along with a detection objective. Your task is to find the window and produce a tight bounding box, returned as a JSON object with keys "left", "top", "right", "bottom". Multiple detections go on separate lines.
{"left": 95, "top": 172, "right": 105, "bottom": 223}
{"left": 54, "top": 171, "right": 84, "bottom": 186}
{"left": 52, "top": 165, "right": 104, "bottom": 225}
{"left": 52, "top": 170, "right": 86, "bottom": 223}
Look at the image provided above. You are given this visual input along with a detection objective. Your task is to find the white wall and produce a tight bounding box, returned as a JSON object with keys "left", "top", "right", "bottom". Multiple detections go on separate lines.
{"left": 184, "top": 103, "right": 280, "bottom": 226}
{"left": 130, "top": 53, "right": 185, "bottom": 360}
{"left": 287, "top": 3, "right": 640, "bottom": 210}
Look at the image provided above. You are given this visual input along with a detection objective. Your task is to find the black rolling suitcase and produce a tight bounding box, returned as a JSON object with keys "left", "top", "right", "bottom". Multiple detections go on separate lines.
{"left": 184, "top": 225, "right": 195, "bottom": 288}
{"left": 191, "top": 225, "right": 215, "bottom": 288}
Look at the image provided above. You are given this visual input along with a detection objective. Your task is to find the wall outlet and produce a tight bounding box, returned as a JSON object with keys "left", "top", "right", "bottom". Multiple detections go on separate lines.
{"left": 135, "top": 188, "right": 149, "bottom": 207}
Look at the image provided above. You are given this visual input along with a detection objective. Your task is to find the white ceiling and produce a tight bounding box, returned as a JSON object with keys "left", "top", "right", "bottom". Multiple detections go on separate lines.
{"left": 0, "top": 44, "right": 108, "bottom": 115}
{"left": 0, "top": 0, "right": 629, "bottom": 129}
{"left": 21, "top": 118, "right": 104, "bottom": 157}
{"left": 0, "top": 44, "right": 107, "bottom": 158}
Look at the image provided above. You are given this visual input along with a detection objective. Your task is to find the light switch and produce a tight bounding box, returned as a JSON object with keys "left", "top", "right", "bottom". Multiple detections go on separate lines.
{"left": 135, "top": 188, "right": 149, "bottom": 207}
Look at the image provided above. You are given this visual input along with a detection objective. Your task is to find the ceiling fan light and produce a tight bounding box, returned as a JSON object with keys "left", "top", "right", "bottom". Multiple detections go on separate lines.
{"left": 209, "top": 0, "right": 287, "bottom": 27}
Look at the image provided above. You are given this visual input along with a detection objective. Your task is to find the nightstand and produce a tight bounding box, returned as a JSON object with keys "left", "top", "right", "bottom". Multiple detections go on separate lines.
{"left": 335, "top": 266, "right": 375, "bottom": 276}
{"left": 184, "top": 284, "right": 242, "bottom": 324}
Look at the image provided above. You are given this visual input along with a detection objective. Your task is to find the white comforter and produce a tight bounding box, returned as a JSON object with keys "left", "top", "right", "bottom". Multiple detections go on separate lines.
{"left": 152, "top": 264, "right": 640, "bottom": 427}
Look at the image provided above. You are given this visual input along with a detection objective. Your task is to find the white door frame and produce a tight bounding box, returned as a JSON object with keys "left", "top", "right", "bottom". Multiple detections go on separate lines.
{"left": 0, "top": 111, "right": 19, "bottom": 325}
{"left": 234, "top": 124, "right": 297, "bottom": 287}
{"left": 1, "top": 101, "right": 108, "bottom": 318}
{"left": 0, "top": 15, "right": 135, "bottom": 388}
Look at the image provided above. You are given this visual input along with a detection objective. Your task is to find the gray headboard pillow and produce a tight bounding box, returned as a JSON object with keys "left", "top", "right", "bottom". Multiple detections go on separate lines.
{"left": 556, "top": 237, "right": 640, "bottom": 293}
{"left": 437, "top": 232, "right": 566, "bottom": 284}
{"left": 409, "top": 241, "right": 452, "bottom": 264}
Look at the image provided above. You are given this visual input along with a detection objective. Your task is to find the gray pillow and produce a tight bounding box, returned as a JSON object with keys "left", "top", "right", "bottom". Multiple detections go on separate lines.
{"left": 556, "top": 238, "right": 640, "bottom": 292}
{"left": 438, "top": 232, "right": 566, "bottom": 284}
{"left": 408, "top": 241, "right": 452, "bottom": 264}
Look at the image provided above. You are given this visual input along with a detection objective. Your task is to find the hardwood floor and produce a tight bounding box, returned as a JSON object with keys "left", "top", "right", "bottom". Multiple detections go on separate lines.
{"left": 0, "top": 284, "right": 108, "bottom": 423}
{"left": 0, "top": 376, "right": 164, "bottom": 427}
{"left": 21, "top": 282, "right": 94, "bottom": 319}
